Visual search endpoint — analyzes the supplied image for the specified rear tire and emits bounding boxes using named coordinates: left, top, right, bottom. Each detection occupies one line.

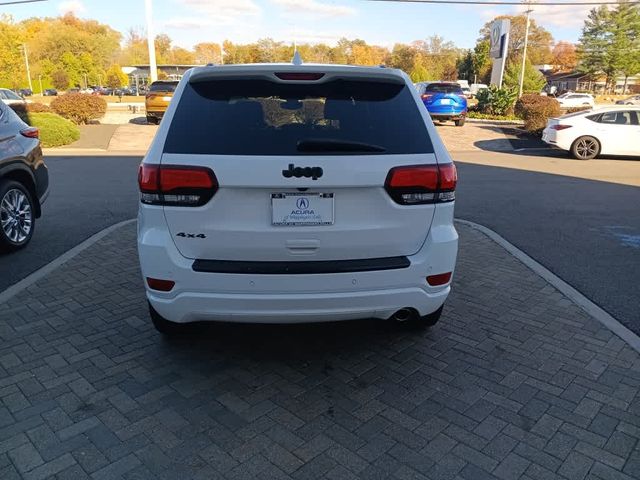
left=0, top=180, right=35, bottom=252
left=146, top=116, right=158, bottom=125
left=454, top=118, right=465, bottom=127
left=571, top=136, right=600, bottom=160
left=149, top=302, right=184, bottom=336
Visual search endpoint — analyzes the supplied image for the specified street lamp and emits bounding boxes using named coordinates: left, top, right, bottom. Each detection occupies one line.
left=518, top=3, right=533, bottom=97
left=145, top=0, right=158, bottom=82
left=19, top=44, right=33, bottom=92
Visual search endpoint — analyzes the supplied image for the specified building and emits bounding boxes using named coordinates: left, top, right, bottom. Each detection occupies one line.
left=544, top=70, right=640, bottom=93
left=122, top=64, right=202, bottom=85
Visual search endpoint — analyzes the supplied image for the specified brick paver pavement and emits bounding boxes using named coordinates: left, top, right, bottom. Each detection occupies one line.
left=0, top=223, right=638, bottom=480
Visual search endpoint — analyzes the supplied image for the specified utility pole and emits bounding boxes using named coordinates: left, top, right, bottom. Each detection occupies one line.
left=145, top=0, right=158, bottom=82
left=38, top=75, right=43, bottom=95
left=518, top=5, right=532, bottom=97
left=20, top=44, right=33, bottom=92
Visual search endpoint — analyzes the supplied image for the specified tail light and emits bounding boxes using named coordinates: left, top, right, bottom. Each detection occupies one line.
left=551, top=124, right=572, bottom=131
left=275, top=72, right=325, bottom=81
left=20, top=127, right=39, bottom=139
left=138, top=164, right=217, bottom=206
left=421, top=94, right=432, bottom=101
left=385, top=163, right=457, bottom=205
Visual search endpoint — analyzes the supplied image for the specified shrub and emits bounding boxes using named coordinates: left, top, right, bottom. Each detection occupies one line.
left=51, top=93, right=107, bottom=124
left=515, top=94, right=562, bottom=133
left=9, top=102, right=51, bottom=121
left=476, top=85, right=518, bottom=116
left=566, top=106, right=592, bottom=114
left=24, top=112, right=80, bottom=148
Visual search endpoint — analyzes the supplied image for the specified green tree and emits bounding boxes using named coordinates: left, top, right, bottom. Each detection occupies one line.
left=503, top=58, right=546, bottom=93
left=578, top=2, right=640, bottom=91
left=472, top=40, right=492, bottom=83
left=105, top=64, right=128, bottom=89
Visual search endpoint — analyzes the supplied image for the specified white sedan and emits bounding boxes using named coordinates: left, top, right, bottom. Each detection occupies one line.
left=542, top=106, right=640, bottom=159
left=556, top=93, right=595, bottom=109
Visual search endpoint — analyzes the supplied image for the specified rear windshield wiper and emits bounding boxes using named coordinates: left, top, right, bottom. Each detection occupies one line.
left=297, top=139, right=386, bottom=153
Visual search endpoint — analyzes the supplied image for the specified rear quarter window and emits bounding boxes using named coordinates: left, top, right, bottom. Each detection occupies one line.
left=163, top=78, right=433, bottom=155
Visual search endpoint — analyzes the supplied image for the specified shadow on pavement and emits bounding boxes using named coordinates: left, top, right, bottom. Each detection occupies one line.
left=129, top=116, right=151, bottom=125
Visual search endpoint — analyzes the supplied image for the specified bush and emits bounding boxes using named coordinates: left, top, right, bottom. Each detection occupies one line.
left=515, top=94, right=561, bottom=133
left=51, top=93, right=107, bottom=124
left=24, top=112, right=80, bottom=148
left=9, top=102, right=51, bottom=121
left=477, top=85, right=518, bottom=116
left=566, top=106, right=592, bottom=114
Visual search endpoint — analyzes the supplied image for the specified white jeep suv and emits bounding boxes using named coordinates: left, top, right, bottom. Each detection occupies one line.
left=137, top=63, right=458, bottom=334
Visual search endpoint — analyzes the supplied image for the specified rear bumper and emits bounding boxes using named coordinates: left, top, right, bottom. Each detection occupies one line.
left=146, top=110, right=166, bottom=119
left=428, top=110, right=466, bottom=120
left=138, top=204, right=458, bottom=324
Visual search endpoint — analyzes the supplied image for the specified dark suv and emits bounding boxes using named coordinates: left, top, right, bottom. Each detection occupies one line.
left=0, top=103, right=48, bottom=251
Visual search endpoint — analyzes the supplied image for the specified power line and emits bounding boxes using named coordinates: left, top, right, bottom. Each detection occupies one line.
left=365, top=0, right=639, bottom=5
left=0, top=0, right=47, bottom=5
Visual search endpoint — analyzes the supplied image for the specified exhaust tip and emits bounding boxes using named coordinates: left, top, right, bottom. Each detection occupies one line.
left=391, top=308, right=416, bottom=323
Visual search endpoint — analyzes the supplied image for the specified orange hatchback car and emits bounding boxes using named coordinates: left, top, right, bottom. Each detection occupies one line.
left=145, top=81, right=178, bottom=124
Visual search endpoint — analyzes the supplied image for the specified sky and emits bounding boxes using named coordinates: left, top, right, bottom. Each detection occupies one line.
left=4, top=0, right=596, bottom=50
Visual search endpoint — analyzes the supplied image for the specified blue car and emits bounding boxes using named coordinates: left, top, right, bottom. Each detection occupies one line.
left=415, top=82, right=467, bottom=127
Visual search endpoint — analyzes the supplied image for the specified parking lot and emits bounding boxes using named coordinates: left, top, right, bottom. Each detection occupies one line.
left=1, top=122, right=640, bottom=479
left=1, top=218, right=640, bottom=480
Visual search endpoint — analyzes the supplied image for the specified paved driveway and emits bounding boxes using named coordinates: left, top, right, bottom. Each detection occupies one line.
left=0, top=223, right=638, bottom=480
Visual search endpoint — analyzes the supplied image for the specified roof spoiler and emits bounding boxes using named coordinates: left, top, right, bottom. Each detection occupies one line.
left=189, top=67, right=406, bottom=86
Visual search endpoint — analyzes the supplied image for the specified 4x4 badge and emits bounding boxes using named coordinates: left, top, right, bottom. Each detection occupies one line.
left=282, top=164, right=323, bottom=180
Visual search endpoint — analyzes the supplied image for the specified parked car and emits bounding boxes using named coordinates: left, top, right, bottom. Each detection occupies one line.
left=43, top=89, right=58, bottom=96
left=0, top=102, right=48, bottom=251
left=461, top=87, right=472, bottom=99
left=19, top=89, right=33, bottom=97
left=415, top=81, right=467, bottom=126
left=144, top=80, right=178, bottom=124
left=137, top=63, right=458, bottom=334
left=469, top=83, right=488, bottom=97
left=0, top=88, right=27, bottom=106
left=555, top=92, right=595, bottom=109
left=616, top=95, right=640, bottom=105
left=542, top=106, right=640, bottom=160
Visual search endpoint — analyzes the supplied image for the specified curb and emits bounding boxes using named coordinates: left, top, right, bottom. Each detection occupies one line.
left=466, top=118, right=525, bottom=126
left=0, top=219, right=136, bottom=305
left=456, top=219, right=640, bottom=354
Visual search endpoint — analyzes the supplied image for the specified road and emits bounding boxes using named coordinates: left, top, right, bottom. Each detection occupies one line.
left=454, top=152, right=640, bottom=334
left=2, top=151, right=639, bottom=335
left=0, top=155, right=141, bottom=292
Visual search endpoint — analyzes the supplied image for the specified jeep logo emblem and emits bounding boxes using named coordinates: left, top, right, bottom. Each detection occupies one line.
left=282, top=164, right=323, bottom=180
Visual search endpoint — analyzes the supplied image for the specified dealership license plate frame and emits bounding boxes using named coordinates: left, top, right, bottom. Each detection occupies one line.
left=271, top=192, right=335, bottom=226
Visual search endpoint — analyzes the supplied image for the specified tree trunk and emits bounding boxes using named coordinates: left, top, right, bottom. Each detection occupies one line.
left=623, top=75, right=629, bottom=95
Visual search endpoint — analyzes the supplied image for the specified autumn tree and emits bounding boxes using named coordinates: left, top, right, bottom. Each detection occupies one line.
left=194, top=42, right=222, bottom=64
left=51, top=70, right=69, bottom=90
left=480, top=15, right=553, bottom=65
left=551, top=41, right=577, bottom=72
left=105, top=64, right=128, bottom=89
left=0, top=15, right=24, bottom=89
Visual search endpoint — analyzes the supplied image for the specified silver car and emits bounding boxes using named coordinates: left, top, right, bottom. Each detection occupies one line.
left=616, top=95, right=640, bottom=105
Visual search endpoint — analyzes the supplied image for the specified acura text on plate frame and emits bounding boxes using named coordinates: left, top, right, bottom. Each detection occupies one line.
left=271, top=193, right=335, bottom=226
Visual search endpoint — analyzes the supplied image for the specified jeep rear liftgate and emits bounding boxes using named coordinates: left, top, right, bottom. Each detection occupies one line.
left=157, top=73, right=442, bottom=262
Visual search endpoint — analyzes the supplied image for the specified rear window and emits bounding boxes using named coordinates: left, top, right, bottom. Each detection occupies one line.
left=424, top=83, right=463, bottom=94
left=163, top=79, right=433, bottom=155
left=149, top=82, right=178, bottom=92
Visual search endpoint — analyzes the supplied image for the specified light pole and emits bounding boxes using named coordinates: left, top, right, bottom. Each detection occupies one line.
left=145, top=0, right=158, bottom=82
left=20, top=44, right=33, bottom=92
left=518, top=6, right=533, bottom=97
left=38, top=75, right=43, bottom=95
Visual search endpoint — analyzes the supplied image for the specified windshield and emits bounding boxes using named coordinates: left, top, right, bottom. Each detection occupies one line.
left=164, top=78, right=433, bottom=155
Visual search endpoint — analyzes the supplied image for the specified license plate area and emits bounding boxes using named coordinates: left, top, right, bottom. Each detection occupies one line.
left=271, top=193, right=334, bottom=226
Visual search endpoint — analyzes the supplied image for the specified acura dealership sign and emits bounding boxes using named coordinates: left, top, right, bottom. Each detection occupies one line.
left=489, top=19, right=510, bottom=87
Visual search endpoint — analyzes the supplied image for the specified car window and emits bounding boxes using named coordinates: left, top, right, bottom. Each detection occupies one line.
left=3, top=90, right=22, bottom=100
left=164, top=78, right=434, bottom=156
left=424, top=83, right=463, bottom=94
left=149, top=82, right=178, bottom=93
left=598, top=111, right=636, bottom=125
